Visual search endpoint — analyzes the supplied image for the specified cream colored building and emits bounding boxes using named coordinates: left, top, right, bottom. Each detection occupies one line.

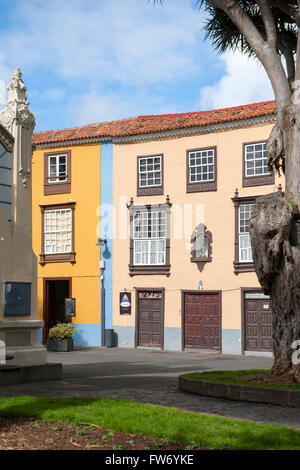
left=112, top=102, right=281, bottom=355
left=33, top=101, right=280, bottom=355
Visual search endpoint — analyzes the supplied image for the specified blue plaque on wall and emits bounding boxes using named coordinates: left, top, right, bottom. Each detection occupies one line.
left=4, top=282, right=31, bottom=316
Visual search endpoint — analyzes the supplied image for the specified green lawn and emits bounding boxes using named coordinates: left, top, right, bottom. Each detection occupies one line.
left=0, top=396, right=300, bottom=450
left=183, top=369, right=300, bottom=390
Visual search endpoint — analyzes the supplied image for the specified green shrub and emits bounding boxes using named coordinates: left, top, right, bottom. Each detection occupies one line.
left=48, top=323, right=76, bottom=340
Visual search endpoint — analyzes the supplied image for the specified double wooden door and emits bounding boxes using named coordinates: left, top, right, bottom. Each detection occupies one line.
left=183, top=291, right=221, bottom=350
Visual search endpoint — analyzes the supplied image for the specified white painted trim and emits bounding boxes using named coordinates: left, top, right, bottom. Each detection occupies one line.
left=47, top=153, right=68, bottom=183
left=44, top=208, right=73, bottom=254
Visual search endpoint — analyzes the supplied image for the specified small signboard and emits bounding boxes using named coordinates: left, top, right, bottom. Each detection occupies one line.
left=138, top=291, right=162, bottom=299
left=4, top=282, right=31, bottom=316
left=65, top=298, right=76, bottom=317
left=120, top=292, right=131, bottom=315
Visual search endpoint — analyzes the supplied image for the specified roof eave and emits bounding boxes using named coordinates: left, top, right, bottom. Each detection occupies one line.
left=33, top=113, right=277, bottom=149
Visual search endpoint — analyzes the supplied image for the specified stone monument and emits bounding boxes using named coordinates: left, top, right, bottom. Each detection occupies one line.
left=0, top=68, right=47, bottom=367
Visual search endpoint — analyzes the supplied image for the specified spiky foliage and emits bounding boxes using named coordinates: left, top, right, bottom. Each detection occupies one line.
left=198, top=1, right=297, bottom=62
left=154, top=1, right=298, bottom=80
left=200, top=2, right=262, bottom=56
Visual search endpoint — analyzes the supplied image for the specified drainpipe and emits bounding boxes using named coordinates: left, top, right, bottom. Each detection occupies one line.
left=100, top=259, right=105, bottom=346
left=97, top=239, right=107, bottom=346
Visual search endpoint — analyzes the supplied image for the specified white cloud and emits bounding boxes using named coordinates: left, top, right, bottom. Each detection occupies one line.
left=0, top=53, right=12, bottom=107
left=0, top=0, right=215, bottom=126
left=0, top=0, right=206, bottom=86
left=1, top=0, right=276, bottom=128
left=199, top=52, right=274, bottom=110
left=44, top=89, right=65, bottom=101
left=69, top=92, right=137, bottom=125
left=69, top=90, right=179, bottom=125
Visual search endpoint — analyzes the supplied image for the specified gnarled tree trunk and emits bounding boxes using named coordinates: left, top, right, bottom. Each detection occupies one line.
left=250, top=106, right=300, bottom=381
left=195, top=0, right=300, bottom=381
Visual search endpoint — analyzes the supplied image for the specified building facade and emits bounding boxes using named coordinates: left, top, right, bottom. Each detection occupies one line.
left=32, top=100, right=282, bottom=355
left=32, top=141, right=105, bottom=346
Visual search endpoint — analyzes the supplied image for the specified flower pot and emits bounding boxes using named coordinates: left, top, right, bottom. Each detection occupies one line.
left=47, top=337, right=73, bottom=352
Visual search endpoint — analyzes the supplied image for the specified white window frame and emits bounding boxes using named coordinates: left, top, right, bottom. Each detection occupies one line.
left=44, top=208, right=72, bottom=254
left=138, top=156, right=162, bottom=188
left=133, top=210, right=167, bottom=266
left=245, top=142, right=268, bottom=178
left=48, top=154, right=67, bottom=183
left=188, top=149, right=215, bottom=184
left=238, top=203, right=255, bottom=262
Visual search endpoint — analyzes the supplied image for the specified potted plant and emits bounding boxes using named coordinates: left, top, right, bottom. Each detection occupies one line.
left=47, top=323, right=76, bottom=352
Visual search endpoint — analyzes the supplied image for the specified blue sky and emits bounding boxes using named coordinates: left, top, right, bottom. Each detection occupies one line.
left=0, top=0, right=274, bottom=132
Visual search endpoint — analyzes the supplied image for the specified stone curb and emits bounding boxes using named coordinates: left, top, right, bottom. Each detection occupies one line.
left=0, top=363, right=63, bottom=386
left=179, top=376, right=300, bottom=408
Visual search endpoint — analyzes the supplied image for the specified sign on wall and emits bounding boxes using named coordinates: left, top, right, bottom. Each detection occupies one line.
left=4, top=282, right=31, bottom=316
left=120, top=292, right=131, bottom=315
left=65, top=298, right=76, bottom=317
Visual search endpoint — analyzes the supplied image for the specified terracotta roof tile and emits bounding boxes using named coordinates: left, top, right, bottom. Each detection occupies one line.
left=32, top=100, right=276, bottom=145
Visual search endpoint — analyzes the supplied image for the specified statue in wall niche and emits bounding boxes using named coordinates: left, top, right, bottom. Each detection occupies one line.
left=0, top=68, right=47, bottom=368
left=191, top=223, right=212, bottom=273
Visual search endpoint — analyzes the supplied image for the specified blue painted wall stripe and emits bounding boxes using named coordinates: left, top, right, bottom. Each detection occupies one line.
left=100, top=141, right=113, bottom=341
left=73, top=324, right=101, bottom=347
left=40, top=324, right=102, bottom=347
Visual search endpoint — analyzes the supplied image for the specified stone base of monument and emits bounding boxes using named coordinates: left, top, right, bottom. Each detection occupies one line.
left=0, top=320, right=47, bottom=367
left=0, top=319, right=62, bottom=385
left=0, top=363, right=63, bottom=386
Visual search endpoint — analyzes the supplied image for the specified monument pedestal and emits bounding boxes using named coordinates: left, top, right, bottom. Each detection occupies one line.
left=0, top=320, right=47, bottom=366
left=0, top=69, right=61, bottom=381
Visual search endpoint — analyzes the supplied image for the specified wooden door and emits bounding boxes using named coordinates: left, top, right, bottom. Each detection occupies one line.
left=244, top=294, right=272, bottom=352
left=184, top=292, right=221, bottom=350
left=137, top=290, right=164, bottom=348
left=43, top=279, right=71, bottom=344
left=43, top=281, right=55, bottom=343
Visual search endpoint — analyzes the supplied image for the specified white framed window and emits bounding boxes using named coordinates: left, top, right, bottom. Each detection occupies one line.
left=239, top=203, right=255, bottom=262
left=139, top=156, right=162, bottom=188
left=44, top=208, right=72, bottom=254
left=133, top=210, right=166, bottom=265
left=245, top=142, right=268, bottom=177
left=188, top=149, right=215, bottom=183
left=48, top=154, right=67, bottom=183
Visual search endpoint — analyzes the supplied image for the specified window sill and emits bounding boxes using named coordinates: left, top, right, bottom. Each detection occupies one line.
left=40, top=252, right=76, bottom=265
left=137, top=186, right=164, bottom=197
left=242, top=174, right=275, bottom=187
left=129, top=264, right=170, bottom=276
left=234, top=261, right=255, bottom=275
left=187, top=181, right=217, bottom=193
left=44, top=182, right=71, bottom=195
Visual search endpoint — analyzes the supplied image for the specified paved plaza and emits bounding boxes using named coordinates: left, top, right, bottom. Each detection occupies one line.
left=1, top=347, right=300, bottom=429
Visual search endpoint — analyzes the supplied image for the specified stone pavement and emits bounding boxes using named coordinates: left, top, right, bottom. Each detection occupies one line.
left=1, top=347, right=300, bottom=429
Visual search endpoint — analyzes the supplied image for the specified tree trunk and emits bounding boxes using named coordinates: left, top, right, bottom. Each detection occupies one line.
left=250, top=111, right=300, bottom=381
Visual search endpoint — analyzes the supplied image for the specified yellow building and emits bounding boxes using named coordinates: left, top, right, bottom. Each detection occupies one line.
left=32, top=100, right=282, bottom=354
left=32, top=140, right=103, bottom=345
